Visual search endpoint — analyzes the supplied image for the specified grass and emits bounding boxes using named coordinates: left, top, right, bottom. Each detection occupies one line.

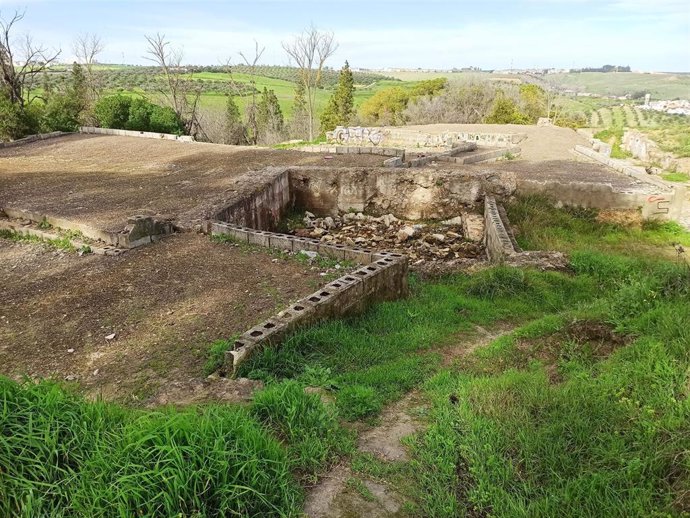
left=0, top=228, right=75, bottom=252
left=3, top=196, right=690, bottom=515
left=594, top=126, right=632, bottom=159
left=661, top=171, right=690, bottom=183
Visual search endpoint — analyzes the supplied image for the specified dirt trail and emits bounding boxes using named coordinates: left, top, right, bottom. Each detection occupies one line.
left=304, top=325, right=515, bottom=517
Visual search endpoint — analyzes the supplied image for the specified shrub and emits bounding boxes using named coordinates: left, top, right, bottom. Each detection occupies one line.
left=41, top=94, right=81, bottom=132
left=149, top=104, right=183, bottom=134
left=0, top=90, right=38, bottom=141
left=466, top=266, right=531, bottom=299
left=124, top=98, right=152, bottom=131
left=94, top=95, right=131, bottom=129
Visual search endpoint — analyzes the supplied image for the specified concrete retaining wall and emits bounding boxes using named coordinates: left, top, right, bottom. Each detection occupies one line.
left=289, top=167, right=516, bottom=220
left=622, top=130, right=680, bottom=171
left=213, top=169, right=292, bottom=231
left=0, top=131, right=68, bottom=149
left=80, top=126, right=194, bottom=142
left=574, top=145, right=685, bottom=221
left=327, top=126, right=526, bottom=149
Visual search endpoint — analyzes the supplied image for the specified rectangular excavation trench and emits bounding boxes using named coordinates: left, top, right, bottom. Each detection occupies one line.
left=205, top=165, right=511, bottom=375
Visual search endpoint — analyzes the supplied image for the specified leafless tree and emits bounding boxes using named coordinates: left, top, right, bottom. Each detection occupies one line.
left=237, top=41, right=265, bottom=144
left=73, top=32, right=104, bottom=100
left=144, top=33, right=202, bottom=137
left=0, top=10, right=61, bottom=107
left=282, top=25, right=337, bottom=140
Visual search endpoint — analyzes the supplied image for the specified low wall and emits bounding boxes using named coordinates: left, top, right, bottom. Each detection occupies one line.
left=80, top=126, right=194, bottom=142
left=484, top=196, right=520, bottom=262
left=213, top=168, right=292, bottom=231
left=574, top=145, right=685, bottom=220
left=437, top=146, right=521, bottom=165
left=0, top=131, right=68, bottom=149
left=622, top=130, right=679, bottom=171
left=289, top=167, right=517, bottom=220
left=208, top=221, right=408, bottom=375
left=326, top=126, right=526, bottom=149
left=1, top=207, right=174, bottom=248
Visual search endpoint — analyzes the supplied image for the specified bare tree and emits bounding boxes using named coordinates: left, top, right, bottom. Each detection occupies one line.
left=0, top=10, right=61, bottom=107
left=238, top=41, right=265, bottom=144
left=282, top=25, right=337, bottom=140
left=73, top=32, right=104, bottom=100
left=144, top=33, right=202, bottom=137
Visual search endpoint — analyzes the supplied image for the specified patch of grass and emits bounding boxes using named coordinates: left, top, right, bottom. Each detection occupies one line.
left=594, top=126, right=632, bottom=159
left=0, top=377, right=302, bottom=517
left=346, top=477, right=377, bottom=502
left=506, top=194, right=690, bottom=258
left=203, top=338, right=233, bottom=376
left=661, top=171, right=690, bottom=183
left=37, top=217, right=52, bottom=230
left=0, top=229, right=75, bottom=252
left=250, top=380, right=354, bottom=482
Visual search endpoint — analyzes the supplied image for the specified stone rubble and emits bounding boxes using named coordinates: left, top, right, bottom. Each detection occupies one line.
left=295, top=212, right=485, bottom=263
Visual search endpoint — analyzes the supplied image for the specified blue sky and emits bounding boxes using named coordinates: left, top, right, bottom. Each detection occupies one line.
left=0, top=0, right=688, bottom=71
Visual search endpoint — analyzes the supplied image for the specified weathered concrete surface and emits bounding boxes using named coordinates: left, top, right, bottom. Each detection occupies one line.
left=484, top=196, right=519, bottom=262
left=289, top=167, right=517, bottom=220
left=213, top=167, right=291, bottom=231
left=574, top=145, right=685, bottom=221
left=623, top=129, right=684, bottom=172
left=0, top=131, right=69, bottom=148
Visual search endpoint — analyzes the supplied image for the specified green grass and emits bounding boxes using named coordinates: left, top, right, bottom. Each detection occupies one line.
left=594, top=127, right=632, bottom=159
left=0, top=229, right=75, bottom=252
left=3, top=196, right=690, bottom=515
left=661, top=171, right=690, bottom=183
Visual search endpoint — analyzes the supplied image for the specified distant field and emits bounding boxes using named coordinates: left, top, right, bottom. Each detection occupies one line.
left=547, top=72, right=690, bottom=99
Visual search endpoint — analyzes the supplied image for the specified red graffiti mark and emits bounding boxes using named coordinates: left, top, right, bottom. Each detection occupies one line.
left=647, top=195, right=667, bottom=203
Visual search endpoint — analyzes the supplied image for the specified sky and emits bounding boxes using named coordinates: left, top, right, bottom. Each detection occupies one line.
left=0, top=0, right=688, bottom=72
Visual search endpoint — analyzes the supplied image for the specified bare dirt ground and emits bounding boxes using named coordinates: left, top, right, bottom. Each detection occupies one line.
left=401, top=123, right=590, bottom=161
left=0, top=134, right=384, bottom=232
left=0, top=233, right=331, bottom=403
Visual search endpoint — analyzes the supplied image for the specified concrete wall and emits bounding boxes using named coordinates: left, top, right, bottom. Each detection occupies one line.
left=80, top=126, right=194, bottom=143
left=484, top=196, right=520, bottom=262
left=622, top=130, right=679, bottom=171
left=326, top=126, right=526, bottom=149
left=214, top=169, right=292, bottom=231
left=288, top=167, right=517, bottom=220
left=574, top=145, right=685, bottom=221
left=0, top=131, right=68, bottom=148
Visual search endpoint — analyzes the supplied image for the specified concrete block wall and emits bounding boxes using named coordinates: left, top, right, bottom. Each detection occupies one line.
left=208, top=220, right=408, bottom=376
left=436, top=146, right=522, bottom=165
left=80, top=126, right=194, bottom=143
left=484, top=196, right=520, bottom=262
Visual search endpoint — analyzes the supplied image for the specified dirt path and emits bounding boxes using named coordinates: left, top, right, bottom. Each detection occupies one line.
left=304, top=325, right=515, bottom=517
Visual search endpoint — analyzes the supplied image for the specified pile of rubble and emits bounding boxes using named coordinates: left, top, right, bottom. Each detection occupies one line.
left=293, top=211, right=486, bottom=264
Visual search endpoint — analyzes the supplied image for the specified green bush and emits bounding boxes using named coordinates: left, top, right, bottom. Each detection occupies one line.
left=466, top=266, right=531, bottom=299
left=0, top=90, right=38, bottom=141
left=94, top=95, right=131, bottom=129
left=124, top=98, right=151, bottom=131
left=0, top=377, right=301, bottom=517
left=149, top=104, right=183, bottom=134
left=41, top=94, right=81, bottom=132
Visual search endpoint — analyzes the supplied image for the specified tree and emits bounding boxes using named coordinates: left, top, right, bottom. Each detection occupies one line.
left=73, top=33, right=104, bottom=102
left=289, top=82, right=310, bottom=139
left=144, top=33, right=202, bottom=137
left=283, top=25, right=338, bottom=141
left=0, top=10, right=61, bottom=108
left=518, top=84, right=546, bottom=123
left=320, top=60, right=354, bottom=134
left=224, top=95, right=245, bottom=145
left=485, top=95, right=530, bottom=125
left=256, top=87, right=284, bottom=143
left=238, top=41, right=265, bottom=145
left=360, top=87, right=410, bottom=126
